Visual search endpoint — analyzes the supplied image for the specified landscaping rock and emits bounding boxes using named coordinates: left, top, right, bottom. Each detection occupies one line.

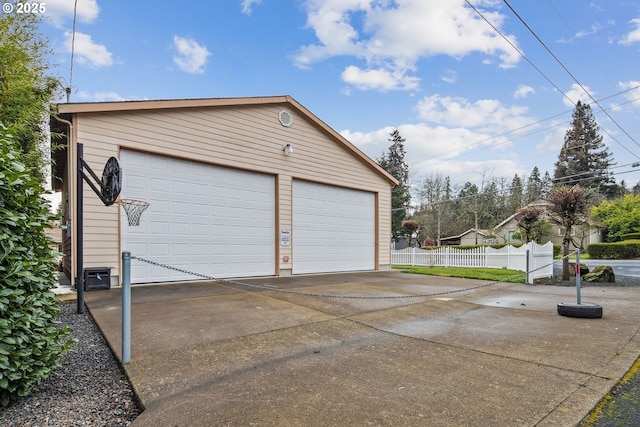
left=569, top=262, right=590, bottom=276
left=584, top=265, right=615, bottom=283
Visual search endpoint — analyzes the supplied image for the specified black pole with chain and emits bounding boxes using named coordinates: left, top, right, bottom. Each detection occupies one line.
left=76, top=143, right=85, bottom=314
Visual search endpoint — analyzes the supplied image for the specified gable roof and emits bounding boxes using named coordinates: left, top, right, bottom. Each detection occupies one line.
left=493, top=200, right=551, bottom=230
left=53, top=95, right=398, bottom=186
left=440, top=228, right=494, bottom=241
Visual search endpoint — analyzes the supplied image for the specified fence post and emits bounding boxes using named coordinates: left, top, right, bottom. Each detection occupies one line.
left=525, top=248, right=531, bottom=284
left=576, top=249, right=582, bottom=305
left=122, top=251, right=131, bottom=365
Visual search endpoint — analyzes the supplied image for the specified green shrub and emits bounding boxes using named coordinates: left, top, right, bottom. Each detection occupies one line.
left=0, top=124, right=75, bottom=407
left=587, top=240, right=640, bottom=259
left=621, top=233, right=640, bottom=241
left=553, top=244, right=562, bottom=257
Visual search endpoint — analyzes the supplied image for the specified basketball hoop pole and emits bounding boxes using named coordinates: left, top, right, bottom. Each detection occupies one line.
left=76, top=143, right=85, bottom=314
left=75, top=144, right=123, bottom=314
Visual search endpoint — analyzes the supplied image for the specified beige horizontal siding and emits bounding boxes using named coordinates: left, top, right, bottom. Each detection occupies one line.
left=72, top=101, right=393, bottom=279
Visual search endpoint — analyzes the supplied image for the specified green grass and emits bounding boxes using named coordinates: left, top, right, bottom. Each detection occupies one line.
left=392, top=265, right=527, bottom=283
left=554, top=252, right=591, bottom=260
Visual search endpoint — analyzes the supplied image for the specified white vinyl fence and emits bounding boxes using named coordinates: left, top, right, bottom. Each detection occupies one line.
left=392, top=242, right=554, bottom=281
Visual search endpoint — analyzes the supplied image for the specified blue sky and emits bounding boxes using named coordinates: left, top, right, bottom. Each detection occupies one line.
left=36, top=0, right=640, bottom=194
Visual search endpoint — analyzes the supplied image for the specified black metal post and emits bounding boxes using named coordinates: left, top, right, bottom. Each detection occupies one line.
left=76, top=143, right=85, bottom=314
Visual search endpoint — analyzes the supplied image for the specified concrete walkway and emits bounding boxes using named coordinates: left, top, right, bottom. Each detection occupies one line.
left=83, top=271, right=640, bottom=426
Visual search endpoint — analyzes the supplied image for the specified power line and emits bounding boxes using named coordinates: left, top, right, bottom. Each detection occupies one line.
left=409, top=90, right=640, bottom=173
left=66, top=0, right=79, bottom=103
left=424, top=2, right=640, bottom=181
left=502, top=0, right=640, bottom=153
left=462, top=0, right=575, bottom=106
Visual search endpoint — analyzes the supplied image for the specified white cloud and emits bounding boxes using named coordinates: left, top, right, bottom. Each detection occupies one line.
left=77, top=91, right=128, bottom=102
left=342, top=123, right=527, bottom=185
left=416, top=94, right=531, bottom=134
left=440, top=70, right=457, bottom=84
left=575, top=24, right=601, bottom=39
left=241, top=0, right=262, bottom=15
left=172, top=36, right=211, bottom=74
left=562, top=83, right=593, bottom=107
left=618, top=80, right=640, bottom=108
left=341, top=65, right=420, bottom=91
left=535, top=122, right=567, bottom=154
left=514, top=85, right=534, bottom=99
left=620, top=18, right=640, bottom=45
left=64, top=31, right=113, bottom=68
left=45, top=0, right=100, bottom=28
left=294, top=0, right=521, bottom=91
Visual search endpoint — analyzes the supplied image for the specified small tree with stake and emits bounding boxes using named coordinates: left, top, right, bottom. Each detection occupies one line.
left=514, top=206, right=543, bottom=243
left=546, top=185, right=587, bottom=280
left=402, top=220, right=420, bottom=248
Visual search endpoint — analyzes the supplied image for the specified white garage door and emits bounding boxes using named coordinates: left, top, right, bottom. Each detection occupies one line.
left=120, top=150, right=275, bottom=283
left=293, top=180, right=375, bottom=274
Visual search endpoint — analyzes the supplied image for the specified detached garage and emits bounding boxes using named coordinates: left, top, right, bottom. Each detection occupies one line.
left=51, top=96, right=397, bottom=286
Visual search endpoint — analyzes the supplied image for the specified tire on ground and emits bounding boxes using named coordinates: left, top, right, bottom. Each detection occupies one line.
left=557, top=302, right=603, bottom=318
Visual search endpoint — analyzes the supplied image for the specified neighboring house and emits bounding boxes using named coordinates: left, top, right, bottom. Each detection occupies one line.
left=50, top=96, right=398, bottom=286
left=392, top=237, right=421, bottom=250
left=439, top=201, right=602, bottom=248
left=44, top=224, right=63, bottom=253
left=492, top=201, right=603, bottom=248
left=439, top=228, right=497, bottom=246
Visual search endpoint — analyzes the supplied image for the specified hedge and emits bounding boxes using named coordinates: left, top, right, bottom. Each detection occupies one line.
left=587, top=240, right=640, bottom=259
left=621, top=233, right=640, bottom=241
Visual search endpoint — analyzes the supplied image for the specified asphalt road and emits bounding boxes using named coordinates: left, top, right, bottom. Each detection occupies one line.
left=575, top=259, right=640, bottom=278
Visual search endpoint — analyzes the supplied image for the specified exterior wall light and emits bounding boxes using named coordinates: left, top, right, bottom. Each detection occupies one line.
left=283, top=144, right=293, bottom=155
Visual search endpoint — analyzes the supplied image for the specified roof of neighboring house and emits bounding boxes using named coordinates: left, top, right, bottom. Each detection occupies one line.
left=440, top=228, right=494, bottom=241
left=44, top=226, right=62, bottom=244
left=493, top=200, right=552, bottom=230
left=51, top=95, right=399, bottom=187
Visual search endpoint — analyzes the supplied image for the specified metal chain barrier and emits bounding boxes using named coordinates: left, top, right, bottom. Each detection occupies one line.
left=130, top=253, right=573, bottom=301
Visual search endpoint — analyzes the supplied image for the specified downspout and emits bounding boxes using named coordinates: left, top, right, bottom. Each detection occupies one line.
left=51, top=115, right=75, bottom=294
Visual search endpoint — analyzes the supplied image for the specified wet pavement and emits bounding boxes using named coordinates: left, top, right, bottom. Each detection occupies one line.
left=82, top=270, right=640, bottom=426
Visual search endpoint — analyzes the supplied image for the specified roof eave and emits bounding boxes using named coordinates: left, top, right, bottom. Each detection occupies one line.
left=53, top=95, right=399, bottom=186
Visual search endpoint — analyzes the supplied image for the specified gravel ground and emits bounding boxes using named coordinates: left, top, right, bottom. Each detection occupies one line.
left=0, top=302, right=140, bottom=426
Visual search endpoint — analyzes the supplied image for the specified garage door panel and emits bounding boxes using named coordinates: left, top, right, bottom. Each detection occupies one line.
left=293, top=180, right=375, bottom=274
left=120, top=150, right=275, bottom=283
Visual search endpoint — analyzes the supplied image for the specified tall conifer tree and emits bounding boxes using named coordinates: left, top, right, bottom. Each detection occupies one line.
left=553, top=101, right=615, bottom=197
left=377, top=130, right=411, bottom=237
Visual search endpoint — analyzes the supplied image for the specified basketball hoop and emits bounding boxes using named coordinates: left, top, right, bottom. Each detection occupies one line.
left=118, top=198, right=149, bottom=226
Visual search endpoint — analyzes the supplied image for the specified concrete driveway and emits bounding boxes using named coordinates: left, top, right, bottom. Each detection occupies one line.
left=84, top=271, right=640, bottom=426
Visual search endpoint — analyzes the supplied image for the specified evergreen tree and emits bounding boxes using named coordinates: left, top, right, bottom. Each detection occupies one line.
left=553, top=101, right=615, bottom=198
left=541, top=171, right=553, bottom=199
left=509, top=174, right=524, bottom=212
left=456, top=182, right=479, bottom=235
left=525, top=166, right=543, bottom=203
left=377, top=130, right=411, bottom=237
